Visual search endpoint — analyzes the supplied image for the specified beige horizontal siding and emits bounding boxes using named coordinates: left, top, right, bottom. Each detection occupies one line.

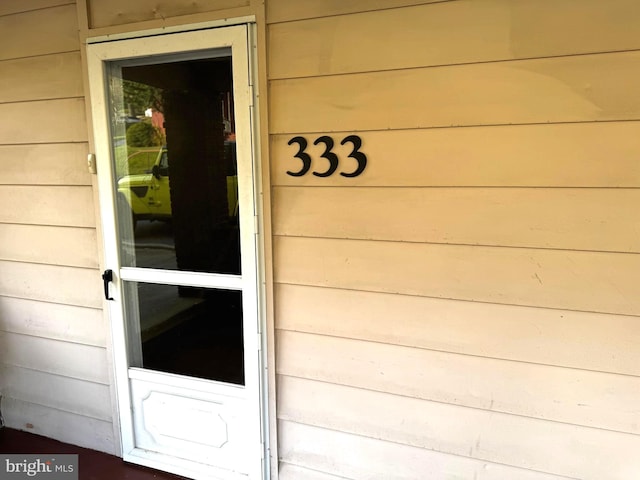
left=273, top=187, right=640, bottom=252
left=0, top=0, right=112, bottom=459
left=268, top=0, right=452, bottom=24
left=278, top=377, right=640, bottom=480
left=0, top=186, right=95, bottom=227
left=277, top=331, right=640, bottom=435
left=279, top=464, right=349, bottom=480
left=275, top=236, right=639, bottom=316
left=0, top=143, right=91, bottom=186
left=0, top=1, right=73, bottom=16
left=269, top=1, right=640, bottom=479
left=270, top=122, right=640, bottom=187
left=0, top=224, right=98, bottom=267
left=2, top=397, right=115, bottom=454
left=1, top=364, right=112, bottom=421
left=1, top=332, right=109, bottom=384
left=0, top=98, right=87, bottom=144
left=275, top=284, right=640, bottom=377
left=0, top=4, right=78, bottom=61
left=0, top=296, right=105, bottom=347
left=0, top=52, right=83, bottom=103
left=279, top=420, right=575, bottom=480
left=270, top=51, right=640, bottom=134
left=87, top=0, right=249, bottom=28
left=269, top=0, right=640, bottom=78
left=0, top=261, right=102, bottom=308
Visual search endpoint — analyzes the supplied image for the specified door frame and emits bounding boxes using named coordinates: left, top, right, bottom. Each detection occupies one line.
left=86, top=22, right=269, bottom=480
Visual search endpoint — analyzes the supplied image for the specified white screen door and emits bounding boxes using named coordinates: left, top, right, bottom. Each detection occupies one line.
left=87, top=25, right=264, bottom=480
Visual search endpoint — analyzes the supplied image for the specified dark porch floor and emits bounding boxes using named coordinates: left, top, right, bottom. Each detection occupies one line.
left=0, top=427, right=188, bottom=480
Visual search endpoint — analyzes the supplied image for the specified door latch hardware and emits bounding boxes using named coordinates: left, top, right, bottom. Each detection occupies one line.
left=87, top=153, right=97, bottom=174
left=102, top=269, right=114, bottom=301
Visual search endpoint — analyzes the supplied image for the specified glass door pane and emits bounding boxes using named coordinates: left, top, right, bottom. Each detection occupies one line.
left=109, top=52, right=240, bottom=275
left=123, top=281, right=244, bottom=384
left=108, top=50, right=245, bottom=385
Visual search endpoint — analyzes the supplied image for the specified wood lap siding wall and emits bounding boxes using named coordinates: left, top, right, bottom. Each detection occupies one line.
left=267, top=1, right=640, bottom=479
left=0, top=2, right=114, bottom=453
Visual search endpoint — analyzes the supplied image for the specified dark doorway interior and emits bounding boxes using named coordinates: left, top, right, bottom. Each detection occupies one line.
left=141, top=288, right=244, bottom=385
left=117, top=55, right=244, bottom=385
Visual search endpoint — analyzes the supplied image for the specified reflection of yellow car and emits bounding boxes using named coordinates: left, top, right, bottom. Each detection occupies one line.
left=117, top=147, right=238, bottom=228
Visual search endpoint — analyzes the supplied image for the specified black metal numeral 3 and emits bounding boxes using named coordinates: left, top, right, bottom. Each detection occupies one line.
left=286, top=136, right=312, bottom=177
left=312, top=136, right=339, bottom=177
left=340, top=135, right=367, bottom=178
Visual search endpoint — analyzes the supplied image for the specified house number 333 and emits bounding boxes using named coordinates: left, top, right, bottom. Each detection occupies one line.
left=286, top=135, right=367, bottom=177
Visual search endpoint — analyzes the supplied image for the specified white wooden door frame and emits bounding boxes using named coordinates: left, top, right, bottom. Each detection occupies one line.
left=86, top=24, right=268, bottom=480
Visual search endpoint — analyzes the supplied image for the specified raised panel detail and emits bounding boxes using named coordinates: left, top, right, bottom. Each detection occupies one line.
left=142, top=392, right=229, bottom=448
left=129, top=377, right=250, bottom=477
